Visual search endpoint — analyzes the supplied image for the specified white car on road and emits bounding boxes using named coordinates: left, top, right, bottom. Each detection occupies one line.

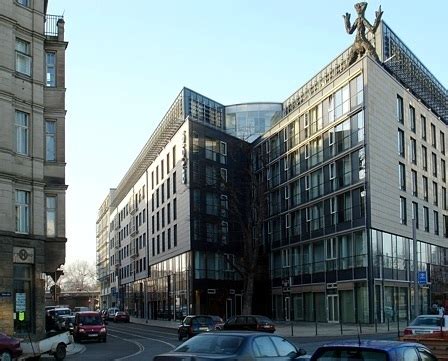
left=403, top=314, right=448, bottom=335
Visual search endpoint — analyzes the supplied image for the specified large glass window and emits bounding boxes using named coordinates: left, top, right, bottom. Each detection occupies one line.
left=16, top=190, right=30, bottom=233
left=46, top=52, right=56, bottom=86
left=16, top=111, right=29, bottom=155
left=14, top=264, right=33, bottom=333
left=409, top=105, right=416, bottom=132
left=400, top=197, right=407, bottom=225
left=46, top=196, right=56, bottom=237
left=398, top=163, right=406, bottom=191
left=398, top=129, right=405, bottom=157
left=45, top=120, right=56, bottom=161
left=16, top=38, right=31, bottom=75
left=396, top=95, right=404, bottom=123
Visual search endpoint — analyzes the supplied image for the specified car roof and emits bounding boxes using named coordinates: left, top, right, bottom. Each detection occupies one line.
left=76, top=311, right=101, bottom=315
left=319, top=340, right=424, bottom=351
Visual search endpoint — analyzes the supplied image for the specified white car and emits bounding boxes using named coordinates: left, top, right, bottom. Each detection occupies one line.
left=403, top=314, right=448, bottom=335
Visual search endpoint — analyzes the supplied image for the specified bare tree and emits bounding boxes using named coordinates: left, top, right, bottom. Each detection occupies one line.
left=60, top=260, right=99, bottom=292
left=225, top=143, right=269, bottom=315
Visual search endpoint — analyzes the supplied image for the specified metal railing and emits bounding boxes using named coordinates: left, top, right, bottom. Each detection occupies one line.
left=45, top=14, right=63, bottom=37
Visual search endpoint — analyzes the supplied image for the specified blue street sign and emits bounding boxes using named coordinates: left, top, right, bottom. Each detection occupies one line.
left=418, top=271, right=427, bottom=285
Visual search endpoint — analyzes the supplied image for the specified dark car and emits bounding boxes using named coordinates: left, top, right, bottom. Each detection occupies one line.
left=46, top=307, right=71, bottom=331
left=178, top=315, right=215, bottom=340
left=113, top=311, right=130, bottom=323
left=0, top=332, right=23, bottom=361
left=223, top=315, right=276, bottom=333
left=155, top=331, right=306, bottom=360
left=310, top=340, right=437, bottom=361
left=210, top=315, right=225, bottom=330
left=73, top=311, right=107, bottom=343
left=62, top=315, right=76, bottom=334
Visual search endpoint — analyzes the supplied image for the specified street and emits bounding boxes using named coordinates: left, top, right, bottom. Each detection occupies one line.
left=60, top=323, right=398, bottom=361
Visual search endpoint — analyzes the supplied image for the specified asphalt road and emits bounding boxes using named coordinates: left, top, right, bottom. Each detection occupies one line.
left=64, top=322, right=398, bottom=360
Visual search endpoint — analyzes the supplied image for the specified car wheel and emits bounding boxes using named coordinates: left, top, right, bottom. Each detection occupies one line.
left=0, top=351, right=12, bottom=361
left=54, top=343, right=66, bottom=361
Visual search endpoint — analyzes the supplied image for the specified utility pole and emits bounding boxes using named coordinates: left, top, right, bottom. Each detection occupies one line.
left=412, top=218, right=419, bottom=319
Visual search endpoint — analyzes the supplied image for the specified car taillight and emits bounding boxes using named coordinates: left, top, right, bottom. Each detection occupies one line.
left=403, top=328, right=413, bottom=335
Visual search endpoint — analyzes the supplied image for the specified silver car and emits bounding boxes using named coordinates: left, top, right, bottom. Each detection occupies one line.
left=403, top=314, right=448, bottom=335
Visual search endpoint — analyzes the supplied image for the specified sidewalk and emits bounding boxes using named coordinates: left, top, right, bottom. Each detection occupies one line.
left=129, top=316, right=401, bottom=338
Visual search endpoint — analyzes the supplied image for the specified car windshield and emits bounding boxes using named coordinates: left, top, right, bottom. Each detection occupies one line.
left=175, top=335, right=244, bottom=354
left=80, top=315, right=102, bottom=325
left=410, top=317, right=442, bottom=327
left=315, top=349, right=388, bottom=361
left=255, top=316, right=273, bottom=323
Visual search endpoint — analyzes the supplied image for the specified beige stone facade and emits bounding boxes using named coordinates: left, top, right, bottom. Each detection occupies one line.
left=0, top=0, right=67, bottom=337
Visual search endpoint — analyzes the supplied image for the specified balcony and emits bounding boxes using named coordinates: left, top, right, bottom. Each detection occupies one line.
left=130, top=245, right=139, bottom=259
left=45, top=15, right=64, bottom=39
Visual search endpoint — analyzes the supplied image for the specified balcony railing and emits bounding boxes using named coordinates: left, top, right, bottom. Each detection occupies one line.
left=45, top=14, right=63, bottom=37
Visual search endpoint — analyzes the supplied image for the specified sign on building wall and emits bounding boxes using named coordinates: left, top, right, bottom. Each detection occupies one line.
left=13, top=247, right=34, bottom=264
left=182, top=130, right=188, bottom=184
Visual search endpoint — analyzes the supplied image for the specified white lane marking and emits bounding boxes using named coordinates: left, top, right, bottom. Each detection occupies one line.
left=109, top=334, right=145, bottom=361
left=109, top=328, right=176, bottom=348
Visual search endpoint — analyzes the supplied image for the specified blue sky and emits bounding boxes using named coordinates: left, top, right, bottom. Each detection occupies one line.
left=46, top=1, right=448, bottom=265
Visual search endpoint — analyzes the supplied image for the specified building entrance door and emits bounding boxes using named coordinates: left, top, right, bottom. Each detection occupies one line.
left=327, top=294, right=339, bottom=323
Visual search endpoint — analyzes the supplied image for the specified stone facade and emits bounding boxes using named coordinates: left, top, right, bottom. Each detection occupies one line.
left=0, top=0, right=67, bottom=337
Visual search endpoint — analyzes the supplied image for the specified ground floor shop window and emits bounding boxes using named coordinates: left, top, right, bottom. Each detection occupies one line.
left=340, top=290, right=355, bottom=323
left=13, top=263, right=33, bottom=334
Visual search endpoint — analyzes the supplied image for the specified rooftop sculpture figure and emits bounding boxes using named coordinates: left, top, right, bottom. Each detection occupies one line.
left=343, top=2, right=383, bottom=65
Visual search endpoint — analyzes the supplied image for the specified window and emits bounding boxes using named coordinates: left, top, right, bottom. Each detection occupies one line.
left=431, top=124, right=437, bottom=148
left=440, top=131, right=446, bottom=155
left=46, top=196, right=56, bottom=237
left=16, top=38, right=31, bottom=75
left=421, top=145, right=428, bottom=171
left=398, top=129, right=405, bottom=157
left=400, top=197, right=407, bottom=225
left=423, top=206, right=429, bottom=232
left=421, top=115, right=427, bottom=140
left=16, top=190, right=30, bottom=233
left=173, top=172, right=176, bottom=194
left=46, top=52, right=56, bottom=86
left=432, top=153, right=437, bottom=177
left=444, top=216, right=448, bottom=238
left=412, top=202, right=419, bottom=229
left=441, top=159, right=446, bottom=182
left=423, top=176, right=428, bottom=201
left=411, top=170, right=418, bottom=196
left=45, top=120, right=56, bottom=161
left=433, top=182, right=438, bottom=206
left=396, top=95, right=404, bottom=123
left=173, top=224, right=177, bottom=247
left=434, top=210, right=439, bottom=235
left=17, top=0, right=30, bottom=6
left=410, top=138, right=417, bottom=164
left=409, top=105, right=416, bottom=132
left=173, top=198, right=177, bottom=220
left=443, top=187, right=447, bottom=210
left=16, top=111, right=29, bottom=155
left=172, top=145, right=176, bottom=167
left=398, top=163, right=406, bottom=191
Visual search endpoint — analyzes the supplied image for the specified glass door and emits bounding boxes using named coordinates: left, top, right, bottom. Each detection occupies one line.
left=327, top=294, right=339, bottom=323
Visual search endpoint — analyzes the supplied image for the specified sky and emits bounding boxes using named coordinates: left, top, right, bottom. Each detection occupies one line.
left=45, top=1, right=448, bottom=266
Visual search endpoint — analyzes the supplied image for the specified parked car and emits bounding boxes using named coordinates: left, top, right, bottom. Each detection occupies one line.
left=46, top=307, right=71, bottom=331
left=178, top=315, right=215, bottom=341
left=73, top=311, right=107, bottom=343
left=310, top=340, right=437, bottom=361
left=210, top=315, right=225, bottom=330
left=113, top=311, right=130, bottom=323
left=107, top=307, right=120, bottom=321
left=404, top=314, right=448, bottom=335
left=0, top=332, right=23, bottom=361
left=55, top=314, right=73, bottom=331
left=223, top=315, right=276, bottom=333
left=155, top=331, right=306, bottom=360
left=62, top=315, right=76, bottom=334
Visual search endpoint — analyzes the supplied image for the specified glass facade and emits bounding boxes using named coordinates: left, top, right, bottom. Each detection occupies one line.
left=225, top=103, right=282, bottom=142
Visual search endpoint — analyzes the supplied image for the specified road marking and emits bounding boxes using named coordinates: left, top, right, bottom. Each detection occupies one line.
left=109, top=334, right=145, bottom=361
left=109, top=329, right=176, bottom=348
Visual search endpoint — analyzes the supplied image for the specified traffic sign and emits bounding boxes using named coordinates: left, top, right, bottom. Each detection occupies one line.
left=418, top=271, right=427, bottom=285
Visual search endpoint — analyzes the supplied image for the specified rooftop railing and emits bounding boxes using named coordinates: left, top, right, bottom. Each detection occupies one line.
left=45, top=14, right=63, bottom=37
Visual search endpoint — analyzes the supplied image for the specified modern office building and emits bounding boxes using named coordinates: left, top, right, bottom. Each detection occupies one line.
left=98, top=14, right=447, bottom=323
left=0, top=0, right=67, bottom=336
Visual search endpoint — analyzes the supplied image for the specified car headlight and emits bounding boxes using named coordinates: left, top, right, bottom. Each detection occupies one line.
left=100, top=328, right=106, bottom=333
left=79, top=328, right=85, bottom=333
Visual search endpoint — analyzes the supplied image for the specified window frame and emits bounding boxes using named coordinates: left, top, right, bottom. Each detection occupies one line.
left=15, top=38, right=31, bottom=76
left=16, top=189, right=30, bottom=233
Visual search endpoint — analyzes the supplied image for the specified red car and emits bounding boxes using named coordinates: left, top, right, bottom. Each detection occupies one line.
left=73, top=311, right=107, bottom=343
left=113, top=311, right=130, bottom=323
left=0, top=332, right=23, bottom=360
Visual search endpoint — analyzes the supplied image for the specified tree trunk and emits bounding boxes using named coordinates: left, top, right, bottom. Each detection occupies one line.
left=242, top=270, right=255, bottom=315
